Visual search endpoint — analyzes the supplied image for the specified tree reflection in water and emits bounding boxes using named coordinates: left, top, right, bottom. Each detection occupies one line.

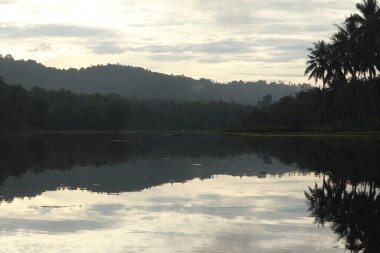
left=306, top=175, right=380, bottom=253
left=1, top=133, right=380, bottom=252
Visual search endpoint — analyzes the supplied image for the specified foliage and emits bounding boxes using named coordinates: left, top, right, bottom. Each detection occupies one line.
left=243, top=79, right=380, bottom=129
left=305, top=0, right=380, bottom=87
left=0, top=78, right=251, bottom=130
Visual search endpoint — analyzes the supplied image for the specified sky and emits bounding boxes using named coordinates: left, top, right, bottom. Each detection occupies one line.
left=0, top=0, right=359, bottom=83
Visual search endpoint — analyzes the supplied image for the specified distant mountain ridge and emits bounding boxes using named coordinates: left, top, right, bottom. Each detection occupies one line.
left=0, top=55, right=311, bottom=104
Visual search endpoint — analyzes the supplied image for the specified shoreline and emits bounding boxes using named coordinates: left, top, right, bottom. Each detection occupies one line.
left=1, top=129, right=380, bottom=138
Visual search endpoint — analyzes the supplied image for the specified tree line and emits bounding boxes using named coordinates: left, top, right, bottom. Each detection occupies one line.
left=0, top=78, right=252, bottom=130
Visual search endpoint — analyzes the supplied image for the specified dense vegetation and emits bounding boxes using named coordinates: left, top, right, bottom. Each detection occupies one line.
left=242, top=0, right=380, bottom=130
left=0, top=55, right=309, bottom=105
left=242, top=79, right=380, bottom=130
left=0, top=78, right=251, bottom=130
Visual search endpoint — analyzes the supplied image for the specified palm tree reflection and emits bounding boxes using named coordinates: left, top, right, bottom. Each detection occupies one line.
left=306, top=174, right=380, bottom=253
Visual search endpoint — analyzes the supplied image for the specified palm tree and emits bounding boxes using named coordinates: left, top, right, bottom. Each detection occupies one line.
left=374, top=3, right=380, bottom=73
left=346, top=0, right=380, bottom=79
left=331, top=20, right=360, bottom=81
left=305, top=40, right=333, bottom=88
left=305, top=41, right=333, bottom=124
left=306, top=1, right=380, bottom=84
left=330, top=32, right=349, bottom=85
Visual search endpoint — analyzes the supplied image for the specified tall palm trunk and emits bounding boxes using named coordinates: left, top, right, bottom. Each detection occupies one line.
left=322, top=88, right=328, bottom=125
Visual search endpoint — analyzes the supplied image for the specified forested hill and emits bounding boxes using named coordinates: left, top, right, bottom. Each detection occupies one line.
left=0, top=55, right=311, bottom=104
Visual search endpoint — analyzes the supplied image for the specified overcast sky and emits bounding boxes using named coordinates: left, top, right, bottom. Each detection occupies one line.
left=0, top=0, right=359, bottom=83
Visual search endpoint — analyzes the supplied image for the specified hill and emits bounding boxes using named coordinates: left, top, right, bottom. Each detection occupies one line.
left=0, top=55, right=311, bottom=104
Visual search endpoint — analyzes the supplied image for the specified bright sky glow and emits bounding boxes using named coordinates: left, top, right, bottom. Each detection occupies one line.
left=0, top=0, right=358, bottom=83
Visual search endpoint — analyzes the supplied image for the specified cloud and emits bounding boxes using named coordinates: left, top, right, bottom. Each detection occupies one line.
left=253, top=38, right=314, bottom=60
left=128, top=194, right=303, bottom=219
left=186, top=39, right=254, bottom=54
left=0, top=24, right=118, bottom=39
left=258, top=23, right=336, bottom=35
left=196, top=0, right=258, bottom=26
left=89, top=42, right=127, bottom=55
left=0, top=218, right=111, bottom=233
left=141, top=37, right=311, bottom=64
left=194, top=0, right=358, bottom=42
left=198, top=56, right=226, bottom=63
left=139, top=38, right=253, bottom=55
left=149, top=54, right=194, bottom=62
left=197, top=0, right=358, bottom=24
left=29, top=43, right=53, bottom=53
left=88, top=204, right=125, bottom=216
left=95, top=38, right=256, bottom=63
left=204, top=228, right=337, bottom=253
left=0, top=0, right=13, bottom=4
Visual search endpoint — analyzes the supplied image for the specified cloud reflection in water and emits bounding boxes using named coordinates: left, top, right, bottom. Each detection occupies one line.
left=0, top=175, right=344, bottom=253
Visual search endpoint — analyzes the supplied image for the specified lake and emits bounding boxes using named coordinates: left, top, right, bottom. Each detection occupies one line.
left=0, top=133, right=379, bottom=253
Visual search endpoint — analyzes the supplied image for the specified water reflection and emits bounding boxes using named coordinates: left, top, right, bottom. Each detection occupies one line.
left=0, top=133, right=379, bottom=253
left=0, top=133, right=300, bottom=201
left=0, top=175, right=341, bottom=253
left=306, top=176, right=380, bottom=253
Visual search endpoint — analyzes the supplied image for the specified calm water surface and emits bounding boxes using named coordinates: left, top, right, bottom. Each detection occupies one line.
left=0, top=134, right=378, bottom=253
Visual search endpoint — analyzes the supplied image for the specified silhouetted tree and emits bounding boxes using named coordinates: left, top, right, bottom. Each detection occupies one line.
left=305, top=41, right=332, bottom=88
